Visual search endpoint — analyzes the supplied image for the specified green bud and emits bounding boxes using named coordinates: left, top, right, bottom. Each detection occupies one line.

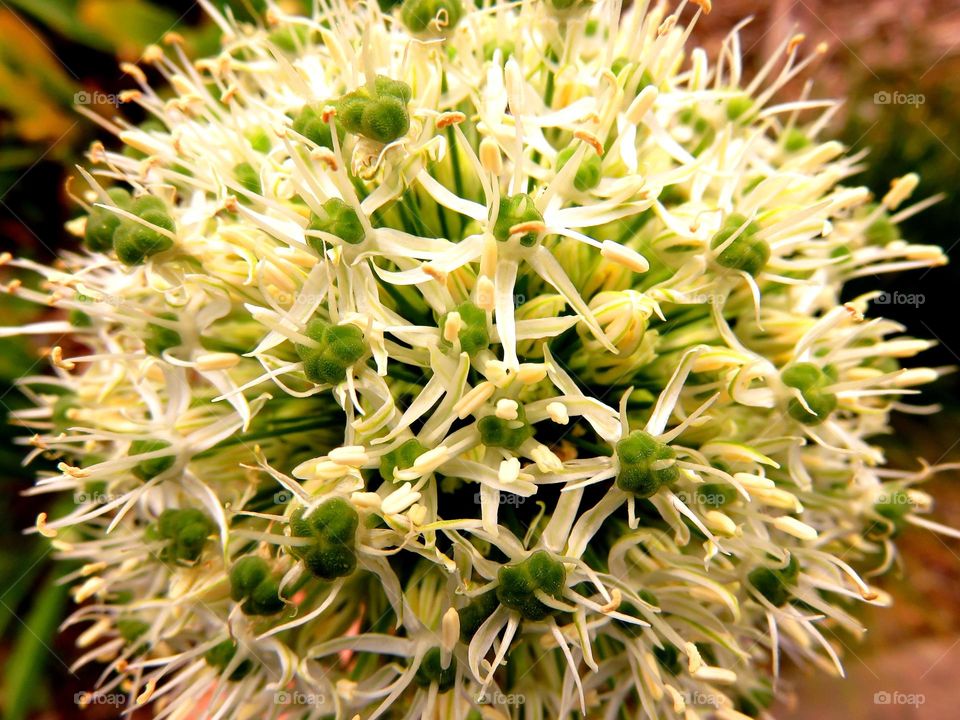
left=726, top=95, right=755, bottom=122
left=545, top=0, right=594, bottom=18
left=204, top=640, right=254, bottom=681
left=493, top=194, right=543, bottom=247
left=117, top=618, right=149, bottom=644
left=414, top=647, right=456, bottom=691
left=229, top=557, right=284, bottom=615
left=556, top=146, right=602, bottom=192
left=144, top=312, right=181, bottom=357
left=781, top=362, right=837, bottom=425
left=400, top=0, right=464, bottom=37
left=442, top=301, right=489, bottom=356
left=113, top=197, right=176, bottom=265
left=292, top=104, right=342, bottom=149
left=615, top=430, right=678, bottom=498
left=290, top=498, right=360, bottom=580
left=52, top=394, right=76, bottom=432
left=336, top=91, right=370, bottom=133
left=747, top=555, right=799, bottom=607
left=269, top=25, right=311, bottom=53
left=374, top=75, right=413, bottom=103
left=783, top=128, right=810, bottom=152
left=865, top=210, right=899, bottom=246
left=229, top=556, right=269, bottom=600
left=246, top=127, right=272, bottom=153
left=244, top=578, right=285, bottom=615
left=496, top=550, right=566, bottom=621
left=295, top=318, right=366, bottom=385
left=129, top=439, right=175, bottom=480
left=84, top=188, right=132, bottom=252
left=361, top=95, right=410, bottom=144
left=478, top=405, right=534, bottom=450
left=308, top=198, right=365, bottom=247
left=234, top=162, right=261, bottom=195
left=380, top=438, right=426, bottom=483
left=747, top=566, right=791, bottom=607
left=158, top=508, right=213, bottom=563
left=710, top=213, right=769, bottom=276
left=458, top=591, right=499, bottom=640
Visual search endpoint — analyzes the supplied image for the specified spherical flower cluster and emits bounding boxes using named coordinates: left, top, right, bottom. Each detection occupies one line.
left=2, top=0, right=956, bottom=718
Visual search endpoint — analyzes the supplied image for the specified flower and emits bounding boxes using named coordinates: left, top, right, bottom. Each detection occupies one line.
left=1, top=0, right=955, bottom=718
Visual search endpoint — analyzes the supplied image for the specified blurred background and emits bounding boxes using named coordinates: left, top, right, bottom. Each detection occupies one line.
left=0, top=0, right=957, bottom=717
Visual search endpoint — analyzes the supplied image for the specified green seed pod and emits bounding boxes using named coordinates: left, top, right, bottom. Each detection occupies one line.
left=710, top=213, right=769, bottom=276
left=747, top=555, right=798, bottom=607
left=747, top=566, right=791, bottom=607
left=234, top=162, right=261, bottom=194
left=336, top=91, right=371, bottom=134
left=204, top=640, right=254, bottom=681
left=653, top=643, right=683, bottom=675
left=229, top=556, right=270, bottom=601
left=615, top=430, right=678, bottom=498
left=360, top=95, right=410, bottom=144
left=782, top=128, right=810, bottom=152
left=556, top=146, right=602, bottom=192
left=84, top=188, right=132, bottom=253
left=478, top=405, right=534, bottom=450
left=269, top=25, right=311, bottom=53
left=246, top=127, right=272, bottom=153
left=244, top=578, right=285, bottom=615
left=290, top=498, right=360, bottom=580
left=458, top=591, right=499, bottom=640
left=295, top=318, right=366, bottom=385
left=158, top=508, right=214, bottom=563
left=726, top=95, right=755, bottom=121
left=781, top=362, right=838, bottom=425
left=292, top=103, right=343, bottom=149
left=380, top=438, right=426, bottom=483
left=496, top=550, right=566, bottom=621
left=308, top=198, right=366, bottom=248
left=129, top=439, right=175, bottom=480
left=442, top=301, right=489, bottom=356
left=414, top=647, right=456, bottom=692
left=400, top=0, right=464, bottom=37
left=865, top=209, right=899, bottom=246
left=117, top=618, right=149, bottom=644
left=113, top=200, right=175, bottom=265
left=374, top=75, right=413, bottom=103
left=144, top=312, right=182, bottom=357
left=493, top=194, right=543, bottom=247
left=544, top=0, right=594, bottom=19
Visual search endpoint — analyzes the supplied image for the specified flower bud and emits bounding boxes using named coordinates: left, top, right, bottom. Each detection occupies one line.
left=493, top=194, right=543, bottom=247
left=129, top=439, right=175, bottom=480
left=478, top=404, right=533, bottom=450
left=229, top=556, right=284, bottom=615
left=308, top=198, right=366, bottom=247
left=290, top=498, right=359, bottom=580
left=441, top=301, right=489, bottom=356
left=710, top=213, right=768, bottom=276
left=414, top=647, right=456, bottom=691
left=84, top=188, right=132, bottom=253
left=615, top=431, right=678, bottom=498
left=380, top=438, right=427, bottom=483
left=496, top=550, right=566, bottom=621
left=556, top=145, right=602, bottom=192
left=400, top=0, right=464, bottom=37
left=295, top=318, right=366, bottom=385
left=781, top=363, right=838, bottom=425
left=204, top=640, right=253, bottom=681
